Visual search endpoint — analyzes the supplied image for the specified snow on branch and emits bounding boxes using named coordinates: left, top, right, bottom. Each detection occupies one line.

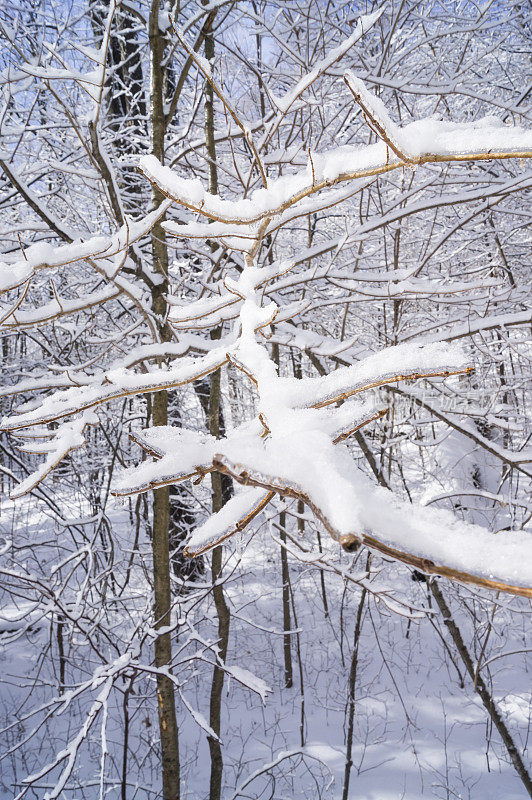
left=121, top=69, right=532, bottom=596
left=139, top=79, right=532, bottom=228
left=112, top=428, right=219, bottom=496
left=1, top=285, right=121, bottom=329
left=344, top=70, right=410, bottom=160
left=184, top=488, right=274, bottom=556
left=9, top=412, right=99, bottom=500
left=212, top=437, right=532, bottom=599
left=0, top=349, right=228, bottom=432
left=0, top=202, right=171, bottom=296
left=113, top=401, right=388, bottom=552
left=268, top=341, right=473, bottom=409
left=270, top=10, right=384, bottom=116
left=4, top=22, right=531, bottom=600
left=109, top=342, right=474, bottom=541
left=229, top=747, right=333, bottom=800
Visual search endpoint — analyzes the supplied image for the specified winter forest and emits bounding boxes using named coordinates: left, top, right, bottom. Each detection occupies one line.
left=0, top=0, right=531, bottom=798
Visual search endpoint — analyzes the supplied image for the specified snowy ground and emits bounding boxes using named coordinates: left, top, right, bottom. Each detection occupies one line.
left=0, top=492, right=530, bottom=800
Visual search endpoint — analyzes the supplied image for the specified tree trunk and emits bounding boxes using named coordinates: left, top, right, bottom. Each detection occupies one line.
left=149, top=2, right=180, bottom=797
left=430, top=579, right=532, bottom=797
left=151, top=393, right=180, bottom=800
left=199, top=9, right=231, bottom=799
left=342, top=577, right=368, bottom=800
left=278, top=510, right=294, bottom=688
left=272, top=344, right=293, bottom=688
left=207, top=368, right=231, bottom=800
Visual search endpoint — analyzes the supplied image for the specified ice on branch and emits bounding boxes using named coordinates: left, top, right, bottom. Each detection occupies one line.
left=344, top=71, right=410, bottom=160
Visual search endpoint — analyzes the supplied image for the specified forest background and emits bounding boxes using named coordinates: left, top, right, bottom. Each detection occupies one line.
left=0, top=1, right=531, bottom=799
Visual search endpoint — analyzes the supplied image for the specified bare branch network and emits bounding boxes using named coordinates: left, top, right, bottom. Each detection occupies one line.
left=1, top=12, right=532, bottom=598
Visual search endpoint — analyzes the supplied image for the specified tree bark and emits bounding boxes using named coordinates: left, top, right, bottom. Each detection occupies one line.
left=342, top=565, right=368, bottom=800
left=149, top=2, right=180, bottom=797
left=151, top=393, right=180, bottom=800
left=207, top=368, right=231, bottom=800
left=272, top=343, right=293, bottom=688
left=278, top=510, right=294, bottom=688
left=200, top=8, right=231, bottom=799
left=430, top=579, right=532, bottom=797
